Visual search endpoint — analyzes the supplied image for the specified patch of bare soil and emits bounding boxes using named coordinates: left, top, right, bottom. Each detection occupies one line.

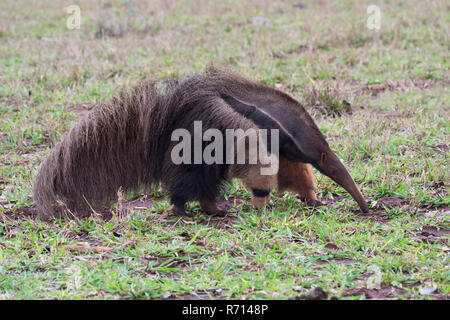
left=3, top=205, right=116, bottom=222
left=412, top=225, right=449, bottom=244
left=342, top=286, right=408, bottom=299
left=343, top=284, right=446, bottom=300
left=291, top=287, right=336, bottom=300
left=374, top=196, right=410, bottom=209
left=356, top=209, right=392, bottom=223
left=3, top=206, right=40, bottom=221
left=315, top=257, right=354, bottom=266
left=322, top=195, right=408, bottom=221
left=169, top=289, right=227, bottom=300
left=357, top=195, right=449, bottom=225
left=432, top=144, right=448, bottom=154
left=353, top=196, right=408, bottom=223
left=356, top=78, right=448, bottom=97
left=372, top=110, right=413, bottom=119
left=417, top=205, right=449, bottom=220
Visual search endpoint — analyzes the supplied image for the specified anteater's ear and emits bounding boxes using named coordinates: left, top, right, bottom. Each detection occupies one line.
left=320, top=152, right=328, bottom=166
left=221, top=94, right=309, bottom=161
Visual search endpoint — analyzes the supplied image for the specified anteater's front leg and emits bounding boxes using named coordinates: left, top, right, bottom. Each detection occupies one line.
left=277, top=157, right=324, bottom=207
left=168, top=169, right=201, bottom=217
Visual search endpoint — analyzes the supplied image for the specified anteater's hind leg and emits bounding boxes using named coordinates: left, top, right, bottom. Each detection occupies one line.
left=277, top=157, right=324, bottom=207
left=199, top=193, right=227, bottom=217
left=167, top=165, right=223, bottom=217
left=167, top=168, right=203, bottom=217
left=169, top=194, right=192, bottom=217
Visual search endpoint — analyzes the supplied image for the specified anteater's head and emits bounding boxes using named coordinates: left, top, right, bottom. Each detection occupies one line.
left=221, top=92, right=369, bottom=213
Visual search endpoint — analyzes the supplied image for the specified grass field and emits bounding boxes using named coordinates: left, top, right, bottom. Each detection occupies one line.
left=0, top=0, right=448, bottom=299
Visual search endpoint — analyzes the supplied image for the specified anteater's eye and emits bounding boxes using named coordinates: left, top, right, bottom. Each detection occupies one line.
left=252, top=189, right=270, bottom=198
left=320, top=152, right=327, bottom=165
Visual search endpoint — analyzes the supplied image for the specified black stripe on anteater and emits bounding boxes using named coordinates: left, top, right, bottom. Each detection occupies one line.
left=252, top=189, right=270, bottom=198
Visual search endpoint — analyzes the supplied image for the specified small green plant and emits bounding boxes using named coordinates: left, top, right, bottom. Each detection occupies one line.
left=303, top=83, right=353, bottom=117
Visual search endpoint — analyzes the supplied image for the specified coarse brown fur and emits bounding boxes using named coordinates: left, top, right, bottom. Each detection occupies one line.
left=277, top=157, right=320, bottom=205
left=33, top=72, right=278, bottom=219
left=200, top=67, right=368, bottom=212
left=33, top=66, right=368, bottom=219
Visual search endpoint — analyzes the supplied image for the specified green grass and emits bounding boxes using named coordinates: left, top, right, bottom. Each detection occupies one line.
left=0, top=0, right=448, bottom=299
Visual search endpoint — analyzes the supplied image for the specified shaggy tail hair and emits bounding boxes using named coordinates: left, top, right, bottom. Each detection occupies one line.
left=33, top=80, right=170, bottom=219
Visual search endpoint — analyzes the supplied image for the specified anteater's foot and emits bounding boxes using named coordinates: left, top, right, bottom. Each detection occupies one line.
left=203, top=206, right=228, bottom=217
left=206, top=209, right=228, bottom=217
left=172, top=204, right=194, bottom=217
left=200, top=195, right=228, bottom=217
left=307, top=199, right=325, bottom=207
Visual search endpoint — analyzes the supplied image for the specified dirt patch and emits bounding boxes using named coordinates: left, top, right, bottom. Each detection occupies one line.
left=432, top=144, right=449, bottom=154
left=324, top=242, right=342, bottom=251
left=356, top=78, right=446, bottom=97
left=352, top=196, right=409, bottom=223
left=373, top=196, right=409, bottom=209
left=357, top=209, right=392, bottom=223
left=372, top=110, right=413, bottom=119
left=169, top=289, right=227, bottom=300
left=420, top=226, right=449, bottom=237
left=342, top=286, right=408, bottom=299
left=413, top=225, right=449, bottom=244
left=359, top=196, right=449, bottom=223
left=197, top=213, right=239, bottom=232
left=417, top=205, right=449, bottom=220
left=292, top=287, right=336, bottom=300
left=343, top=284, right=446, bottom=300
left=315, top=257, right=354, bottom=265
left=215, top=194, right=247, bottom=212
left=3, top=206, right=40, bottom=221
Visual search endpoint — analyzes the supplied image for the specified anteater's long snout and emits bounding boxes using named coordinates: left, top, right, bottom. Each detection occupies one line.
left=316, top=152, right=369, bottom=213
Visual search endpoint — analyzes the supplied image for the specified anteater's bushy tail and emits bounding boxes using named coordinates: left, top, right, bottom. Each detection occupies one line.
left=33, top=80, right=170, bottom=219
